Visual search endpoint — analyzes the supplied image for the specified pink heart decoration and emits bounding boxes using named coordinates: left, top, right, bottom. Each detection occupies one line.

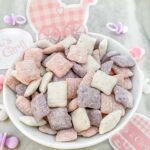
left=130, top=47, right=145, bottom=60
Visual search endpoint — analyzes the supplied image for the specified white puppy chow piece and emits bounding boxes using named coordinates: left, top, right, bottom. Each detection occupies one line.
left=99, top=39, right=108, bottom=58
left=60, top=36, right=77, bottom=49
left=77, top=34, right=96, bottom=54
left=83, top=55, right=101, bottom=72
left=99, top=110, right=122, bottom=134
left=48, top=81, right=67, bottom=107
left=39, top=72, right=53, bottom=93
left=24, top=78, right=42, bottom=97
left=19, top=116, right=47, bottom=127
left=71, top=108, right=90, bottom=132
left=91, top=70, right=117, bottom=95
left=37, top=39, right=53, bottom=49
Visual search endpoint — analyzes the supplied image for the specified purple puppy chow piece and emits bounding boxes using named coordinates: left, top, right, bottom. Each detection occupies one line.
left=101, top=51, right=120, bottom=63
left=53, top=70, right=78, bottom=82
left=111, top=55, right=135, bottom=67
left=114, top=85, right=133, bottom=108
left=101, top=61, right=113, bottom=74
left=77, top=85, right=101, bottom=109
left=47, top=108, right=72, bottom=130
left=72, top=63, right=87, bottom=78
left=31, top=93, right=50, bottom=120
left=16, top=84, right=27, bottom=96
left=86, top=109, right=102, bottom=127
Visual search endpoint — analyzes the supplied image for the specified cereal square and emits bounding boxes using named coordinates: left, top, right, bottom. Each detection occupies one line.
left=46, top=53, right=73, bottom=77
left=82, top=55, right=101, bottom=72
left=15, top=60, right=40, bottom=85
left=71, top=108, right=90, bottom=132
left=16, top=84, right=27, bottom=96
left=56, top=128, right=77, bottom=142
left=111, top=55, right=135, bottom=67
left=47, top=108, right=72, bottom=130
left=87, top=109, right=102, bottom=127
left=24, top=48, right=43, bottom=67
left=67, top=45, right=88, bottom=64
left=5, top=73, right=20, bottom=92
left=101, top=93, right=125, bottom=116
left=77, top=34, right=96, bottom=54
left=91, top=70, right=117, bottom=95
left=66, top=78, right=81, bottom=100
left=47, top=81, right=67, bottom=107
left=31, top=94, right=50, bottom=120
left=114, top=85, right=133, bottom=108
left=72, top=63, right=87, bottom=77
left=16, top=96, right=32, bottom=116
left=77, top=85, right=101, bottom=109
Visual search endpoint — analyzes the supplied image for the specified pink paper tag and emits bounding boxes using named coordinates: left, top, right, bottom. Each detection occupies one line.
left=27, top=0, right=97, bottom=42
left=109, top=113, right=150, bottom=150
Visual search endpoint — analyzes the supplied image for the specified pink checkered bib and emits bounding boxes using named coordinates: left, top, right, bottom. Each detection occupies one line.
left=109, top=113, right=150, bottom=150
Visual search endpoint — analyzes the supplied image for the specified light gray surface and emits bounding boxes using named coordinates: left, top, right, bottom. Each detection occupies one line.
left=0, top=0, right=150, bottom=150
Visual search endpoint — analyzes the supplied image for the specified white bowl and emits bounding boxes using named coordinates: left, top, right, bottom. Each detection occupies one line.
left=3, top=33, right=144, bottom=149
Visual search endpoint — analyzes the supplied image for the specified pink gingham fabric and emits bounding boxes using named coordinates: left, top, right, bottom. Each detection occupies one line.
left=27, top=0, right=97, bottom=41
left=109, top=113, right=150, bottom=150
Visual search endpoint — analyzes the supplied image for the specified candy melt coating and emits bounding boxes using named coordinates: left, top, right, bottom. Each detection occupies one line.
left=99, top=110, right=122, bottom=134
left=19, top=116, right=46, bottom=126
left=91, top=70, right=117, bottom=95
left=47, top=81, right=67, bottom=107
left=71, top=108, right=90, bottom=132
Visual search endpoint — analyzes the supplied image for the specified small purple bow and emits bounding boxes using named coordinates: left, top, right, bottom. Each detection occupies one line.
left=0, top=133, right=19, bottom=150
left=106, top=22, right=128, bottom=35
left=3, top=13, right=26, bottom=26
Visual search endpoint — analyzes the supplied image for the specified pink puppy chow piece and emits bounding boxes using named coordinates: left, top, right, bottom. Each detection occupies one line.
left=111, top=55, right=135, bottom=67
left=101, top=61, right=113, bottom=75
left=15, top=60, right=40, bottom=85
left=47, top=108, right=72, bottom=130
left=116, top=74, right=132, bottom=90
left=56, top=128, right=77, bottom=142
left=114, top=85, right=133, bottom=108
left=78, top=126, right=98, bottom=137
left=66, top=78, right=81, bottom=100
left=46, top=53, right=73, bottom=78
left=80, top=71, right=95, bottom=86
left=16, top=96, right=32, bottom=115
left=87, top=109, right=102, bottom=127
left=31, top=94, right=50, bottom=120
left=39, top=124, right=57, bottom=135
left=16, top=84, right=27, bottom=96
left=112, top=65, right=133, bottom=78
left=68, top=98, right=78, bottom=112
left=101, top=93, right=125, bottom=116
left=67, top=45, right=88, bottom=64
left=77, top=85, right=101, bottom=109
left=72, top=63, right=87, bottom=78
left=5, top=74, right=20, bottom=92
left=24, top=48, right=43, bottom=67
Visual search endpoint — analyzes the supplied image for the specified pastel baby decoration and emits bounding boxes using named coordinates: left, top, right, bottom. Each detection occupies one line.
left=0, top=28, right=33, bottom=69
left=109, top=113, right=150, bottom=150
left=27, top=0, right=97, bottom=42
